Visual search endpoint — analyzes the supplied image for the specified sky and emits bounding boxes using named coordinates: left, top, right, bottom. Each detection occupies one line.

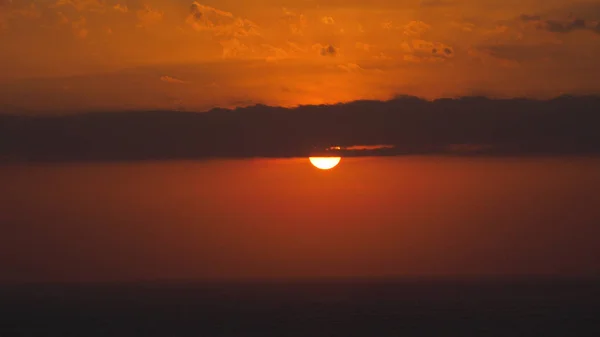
left=2, top=158, right=600, bottom=282
left=1, top=0, right=600, bottom=112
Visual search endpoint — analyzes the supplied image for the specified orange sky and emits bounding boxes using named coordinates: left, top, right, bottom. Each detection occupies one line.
left=1, top=0, right=600, bottom=112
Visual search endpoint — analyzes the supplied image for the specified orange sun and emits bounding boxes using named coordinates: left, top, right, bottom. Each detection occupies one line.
left=309, top=157, right=341, bottom=170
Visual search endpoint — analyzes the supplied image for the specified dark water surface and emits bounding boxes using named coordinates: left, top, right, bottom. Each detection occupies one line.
left=1, top=279, right=600, bottom=336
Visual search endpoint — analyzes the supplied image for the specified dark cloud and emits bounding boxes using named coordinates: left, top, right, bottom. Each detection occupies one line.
left=3, top=96, right=600, bottom=160
left=520, top=14, right=541, bottom=22
left=427, top=47, right=454, bottom=57
left=190, top=3, right=202, bottom=20
left=520, top=14, right=597, bottom=34
left=467, top=47, right=519, bottom=68
left=406, top=40, right=454, bottom=62
left=475, top=44, right=551, bottom=63
left=545, top=18, right=586, bottom=33
left=319, top=44, right=338, bottom=56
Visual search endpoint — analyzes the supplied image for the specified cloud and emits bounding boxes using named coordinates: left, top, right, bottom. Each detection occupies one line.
left=403, top=20, right=431, bottom=37
left=160, top=76, right=190, bottom=84
left=338, top=63, right=363, bottom=72
left=312, top=44, right=338, bottom=56
left=113, top=4, right=128, bottom=13
left=262, top=44, right=289, bottom=62
left=380, top=20, right=432, bottom=37
left=137, top=5, right=163, bottom=28
left=544, top=19, right=586, bottom=33
left=400, top=41, right=412, bottom=52
left=220, top=38, right=249, bottom=58
left=287, top=41, right=306, bottom=53
left=445, top=144, right=493, bottom=154
left=5, top=97, right=600, bottom=159
left=451, top=21, right=476, bottom=32
left=403, top=54, right=444, bottom=63
left=374, top=52, right=392, bottom=60
left=412, top=39, right=451, bottom=53
left=484, top=25, right=509, bottom=35
left=520, top=14, right=597, bottom=34
left=321, top=16, right=335, bottom=25
left=281, top=7, right=306, bottom=35
left=468, top=47, right=520, bottom=68
left=53, top=0, right=105, bottom=13
left=468, top=42, right=567, bottom=68
left=185, top=3, right=261, bottom=60
left=520, top=14, right=541, bottom=22
left=187, top=2, right=259, bottom=38
left=450, top=20, right=511, bottom=36
left=403, top=39, right=454, bottom=62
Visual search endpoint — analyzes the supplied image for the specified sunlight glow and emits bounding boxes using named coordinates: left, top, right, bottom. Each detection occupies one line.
left=309, top=157, right=342, bottom=170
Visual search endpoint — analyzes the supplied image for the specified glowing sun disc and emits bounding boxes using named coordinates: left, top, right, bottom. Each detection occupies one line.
left=309, top=157, right=341, bottom=170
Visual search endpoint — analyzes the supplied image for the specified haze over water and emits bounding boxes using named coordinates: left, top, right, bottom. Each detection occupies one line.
left=2, top=156, right=599, bottom=283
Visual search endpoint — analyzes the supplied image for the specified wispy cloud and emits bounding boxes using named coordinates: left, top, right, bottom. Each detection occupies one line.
left=53, top=0, right=106, bottom=13
left=113, top=4, right=128, bottom=13
left=520, top=14, right=598, bottom=34
left=187, top=2, right=259, bottom=37
left=160, top=76, right=190, bottom=84
left=137, top=5, right=163, bottom=28
left=321, top=16, right=335, bottom=25
left=403, top=20, right=431, bottom=37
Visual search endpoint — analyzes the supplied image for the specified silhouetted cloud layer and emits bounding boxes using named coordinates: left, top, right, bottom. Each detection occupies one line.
left=520, top=14, right=599, bottom=34
left=1, top=96, right=600, bottom=161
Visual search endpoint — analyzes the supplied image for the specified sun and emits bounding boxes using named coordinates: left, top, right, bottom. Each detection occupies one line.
left=309, top=157, right=341, bottom=170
